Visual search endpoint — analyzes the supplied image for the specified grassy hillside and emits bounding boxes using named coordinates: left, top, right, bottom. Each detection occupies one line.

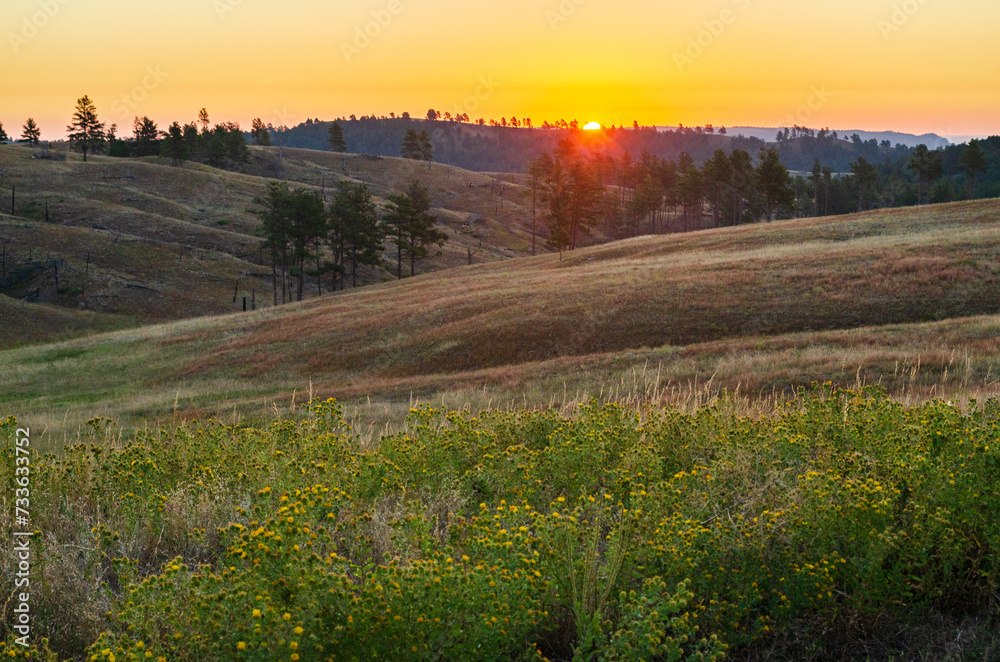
left=0, top=144, right=541, bottom=347
left=6, top=198, right=1000, bottom=447
left=0, top=293, right=131, bottom=348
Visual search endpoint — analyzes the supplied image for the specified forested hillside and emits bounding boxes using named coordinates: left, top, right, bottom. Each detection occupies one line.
left=265, top=116, right=986, bottom=177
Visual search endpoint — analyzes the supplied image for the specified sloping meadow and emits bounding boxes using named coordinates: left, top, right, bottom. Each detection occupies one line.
left=2, top=388, right=999, bottom=660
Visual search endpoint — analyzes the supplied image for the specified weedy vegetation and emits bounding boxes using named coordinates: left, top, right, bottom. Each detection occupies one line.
left=2, top=387, right=999, bottom=660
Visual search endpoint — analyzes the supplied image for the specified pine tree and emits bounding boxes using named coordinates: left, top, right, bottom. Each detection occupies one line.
left=908, top=144, right=944, bottom=204
left=131, top=116, right=160, bottom=157
left=958, top=139, right=987, bottom=198
left=66, top=95, right=106, bottom=161
left=543, top=157, right=572, bottom=257
left=850, top=157, right=879, bottom=211
left=182, top=122, right=201, bottom=160
left=288, top=188, right=327, bottom=301
left=677, top=152, right=702, bottom=231
left=253, top=182, right=294, bottom=305
left=163, top=122, right=189, bottom=166
left=526, top=154, right=553, bottom=255
left=822, top=166, right=833, bottom=216
left=328, top=121, right=347, bottom=152
left=808, top=159, right=823, bottom=217
left=757, top=148, right=795, bottom=221
left=383, top=180, right=447, bottom=277
left=0, top=121, right=8, bottom=144
left=400, top=129, right=422, bottom=160
left=729, top=150, right=755, bottom=225
left=21, top=118, right=41, bottom=145
left=330, top=182, right=384, bottom=288
left=566, top=157, right=603, bottom=248
left=418, top=130, right=434, bottom=162
left=703, top=149, right=733, bottom=227
left=251, top=118, right=271, bottom=147
left=107, top=124, right=124, bottom=157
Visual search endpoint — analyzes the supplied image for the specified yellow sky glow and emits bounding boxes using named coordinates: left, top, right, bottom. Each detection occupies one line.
left=1, top=0, right=998, bottom=141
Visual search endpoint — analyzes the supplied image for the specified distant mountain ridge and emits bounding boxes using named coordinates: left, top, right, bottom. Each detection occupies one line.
left=721, top=127, right=952, bottom=149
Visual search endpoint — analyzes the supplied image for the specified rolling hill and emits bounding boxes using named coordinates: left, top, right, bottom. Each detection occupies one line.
left=0, top=143, right=541, bottom=347
left=723, top=126, right=952, bottom=148
left=5, top=197, right=1000, bottom=448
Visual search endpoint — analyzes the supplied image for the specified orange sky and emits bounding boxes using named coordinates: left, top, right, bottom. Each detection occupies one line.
left=2, top=0, right=998, bottom=141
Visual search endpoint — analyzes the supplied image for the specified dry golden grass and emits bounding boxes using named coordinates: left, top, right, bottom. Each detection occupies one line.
left=0, top=144, right=546, bottom=347
left=5, top=197, right=1000, bottom=448
left=0, top=214, right=272, bottom=339
left=0, top=293, right=131, bottom=347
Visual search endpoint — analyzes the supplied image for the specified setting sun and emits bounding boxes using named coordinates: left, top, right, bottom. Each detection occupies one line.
left=582, top=122, right=602, bottom=131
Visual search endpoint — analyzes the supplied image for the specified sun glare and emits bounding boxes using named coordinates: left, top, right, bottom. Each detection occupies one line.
left=582, top=122, right=602, bottom=131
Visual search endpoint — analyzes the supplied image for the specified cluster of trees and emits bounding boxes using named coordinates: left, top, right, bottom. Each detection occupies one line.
left=530, top=136, right=998, bottom=250
left=793, top=139, right=996, bottom=217
left=252, top=179, right=446, bottom=304
left=327, top=121, right=346, bottom=152
left=527, top=140, right=797, bottom=250
left=775, top=126, right=840, bottom=142
left=112, top=109, right=250, bottom=169
left=0, top=97, right=252, bottom=168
